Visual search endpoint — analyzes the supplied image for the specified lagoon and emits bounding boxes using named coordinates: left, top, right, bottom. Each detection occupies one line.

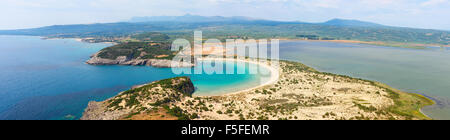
left=278, top=41, right=450, bottom=120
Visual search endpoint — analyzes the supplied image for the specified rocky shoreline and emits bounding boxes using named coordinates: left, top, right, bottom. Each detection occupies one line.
left=81, top=77, right=195, bottom=120
left=86, top=52, right=195, bottom=68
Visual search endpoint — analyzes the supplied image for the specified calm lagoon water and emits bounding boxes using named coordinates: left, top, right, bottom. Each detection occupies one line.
left=0, top=36, right=270, bottom=120
left=278, top=41, right=450, bottom=120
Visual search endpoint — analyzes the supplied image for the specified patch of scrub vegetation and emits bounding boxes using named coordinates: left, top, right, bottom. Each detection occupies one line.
left=99, top=76, right=196, bottom=120
left=353, top=102, right=378, bottom=112
left=374, top=82, right=435, bottom=120
left=131, top=32, right=170, bottom=42
left=162, top=105, right=192, bottom=120
left=97, top=41, right=175, bottom=60
left=106, top=77, right=191, bottom=110
left=281, top=60, right=318, bottom=73
left=96, top=32, right=176, bottom=60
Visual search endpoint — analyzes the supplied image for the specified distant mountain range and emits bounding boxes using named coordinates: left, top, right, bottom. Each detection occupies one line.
left=0, top=15, right=448, bottom=45
left=129, top=14, right=259, bottom=23
left=129, top=14, right=384, bottom=27
left=321, top=18, right=385, bottom=27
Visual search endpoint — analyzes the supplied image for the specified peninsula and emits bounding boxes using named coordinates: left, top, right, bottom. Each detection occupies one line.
left=82, top=58, right=434, bottom=120
left=85, top=37, right=194, bottom=68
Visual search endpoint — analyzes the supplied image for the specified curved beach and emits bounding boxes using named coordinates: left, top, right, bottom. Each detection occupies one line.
left=196, top=58, right=280, bottom=96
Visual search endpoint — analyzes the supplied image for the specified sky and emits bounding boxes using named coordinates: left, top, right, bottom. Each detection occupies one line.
left=0, top=0, right=449, bottom=30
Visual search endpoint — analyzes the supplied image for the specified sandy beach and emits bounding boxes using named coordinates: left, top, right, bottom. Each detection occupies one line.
left=197, top=57, right=280, bottom=96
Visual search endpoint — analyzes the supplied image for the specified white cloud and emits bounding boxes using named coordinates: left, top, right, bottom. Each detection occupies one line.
left=421, top=0, right=449, bottom=6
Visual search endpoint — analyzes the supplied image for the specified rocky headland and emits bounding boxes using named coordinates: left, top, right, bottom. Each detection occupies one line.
left=86, top=51, right=194, bottom=68
left=81, top=76, right=195, bottom=120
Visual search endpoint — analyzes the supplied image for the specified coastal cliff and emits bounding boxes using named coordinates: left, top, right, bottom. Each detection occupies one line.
left=81, top=77, right=195, bottom=120
left=86, top=51, right=194, bottom=68
left=86, top=41, right=194, bottom=68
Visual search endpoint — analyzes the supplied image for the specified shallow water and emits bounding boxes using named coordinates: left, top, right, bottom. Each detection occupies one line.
left=0, top=36, right=270, bottom=120
left=278, top=41, right=450, bottom=120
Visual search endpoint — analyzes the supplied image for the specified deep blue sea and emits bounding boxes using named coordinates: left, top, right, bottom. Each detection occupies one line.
left=0, top=36, right=270, bottom=120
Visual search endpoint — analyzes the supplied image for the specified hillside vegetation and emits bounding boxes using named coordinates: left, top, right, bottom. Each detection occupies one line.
left=81, top=76, right=196, bottom=120
left=97, top=33, right=175, bottom=60
left=1, top=16, right=448, bottom=46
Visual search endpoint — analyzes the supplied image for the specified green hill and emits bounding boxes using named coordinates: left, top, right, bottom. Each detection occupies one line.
left=0, top=15, right=448, bottom=46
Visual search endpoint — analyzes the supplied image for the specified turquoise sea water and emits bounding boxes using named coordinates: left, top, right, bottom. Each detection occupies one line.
left=278, top=41, right=450, bottom=120
left=0, top=36, right=270, bottom=120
